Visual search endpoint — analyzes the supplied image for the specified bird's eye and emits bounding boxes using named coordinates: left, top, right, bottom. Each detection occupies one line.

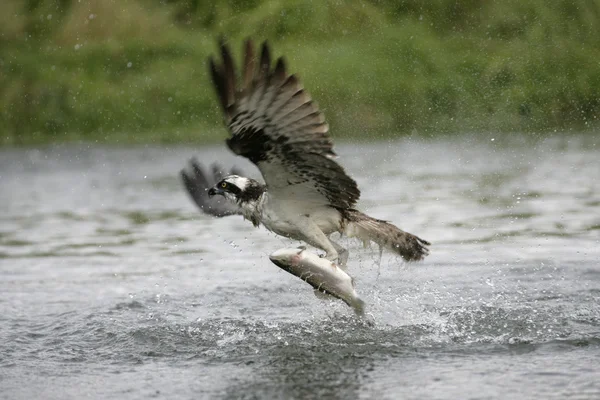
left=221, top=182, right=227, bottom=188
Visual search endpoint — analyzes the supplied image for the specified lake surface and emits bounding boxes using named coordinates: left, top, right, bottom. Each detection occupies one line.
left=0, top=134, right=599, bottom=399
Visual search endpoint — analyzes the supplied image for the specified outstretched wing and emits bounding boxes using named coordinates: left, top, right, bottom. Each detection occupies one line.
left=209, top=39, right=360, bottom=210
left=180, top=159, right=243, bottom=217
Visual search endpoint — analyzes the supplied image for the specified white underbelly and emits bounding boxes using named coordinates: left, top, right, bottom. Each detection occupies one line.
left=310, top=207, right=342, bottom=234
left=262, top=211, right=301, bottom=238
left=260, top=202, right=342, bottom=238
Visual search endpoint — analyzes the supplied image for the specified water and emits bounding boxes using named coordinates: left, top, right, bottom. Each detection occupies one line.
left=0, top=134, right=599, bottom=399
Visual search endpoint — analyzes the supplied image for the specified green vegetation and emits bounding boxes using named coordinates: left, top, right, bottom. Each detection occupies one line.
left=1, top=0, right=599, bottom=145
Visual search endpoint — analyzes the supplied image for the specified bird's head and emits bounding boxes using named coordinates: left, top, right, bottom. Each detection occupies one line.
left=208, top=175, right=264, bottom=204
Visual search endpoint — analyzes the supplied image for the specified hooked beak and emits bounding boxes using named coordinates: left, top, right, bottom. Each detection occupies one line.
left=207, top=186, right=224, bottom=197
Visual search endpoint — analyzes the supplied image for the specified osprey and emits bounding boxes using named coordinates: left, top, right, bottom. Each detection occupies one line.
left=184, top=39, right=430, bottom=266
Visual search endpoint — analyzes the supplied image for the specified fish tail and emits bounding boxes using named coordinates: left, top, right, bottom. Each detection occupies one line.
left=350, top=296, right=366, bottom=316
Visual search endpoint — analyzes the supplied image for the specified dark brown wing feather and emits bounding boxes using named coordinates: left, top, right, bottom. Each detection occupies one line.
left=209, top=39, right=360, bottom=210
left=180, top=159, right=241, bottom=217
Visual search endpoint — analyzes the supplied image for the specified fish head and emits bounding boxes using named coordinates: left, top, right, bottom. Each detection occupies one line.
left=269, top=247, right=304, bottom=268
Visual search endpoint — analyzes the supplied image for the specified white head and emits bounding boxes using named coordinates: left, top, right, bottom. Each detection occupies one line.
left=208, top=175, right=264, bottom=204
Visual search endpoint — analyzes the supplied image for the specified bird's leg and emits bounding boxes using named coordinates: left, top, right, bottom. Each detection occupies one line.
left=330, top=239, right=349, bottom=269
left=295, top=217, right=339, bottom=263
left=323, top=251, right=339, bottom=262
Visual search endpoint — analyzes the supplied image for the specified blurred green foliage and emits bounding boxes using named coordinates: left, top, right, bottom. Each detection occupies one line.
left=1, top=0, right=599, bottom=145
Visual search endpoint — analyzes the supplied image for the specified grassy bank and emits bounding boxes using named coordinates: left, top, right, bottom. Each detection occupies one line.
left=1, top=0, right=600, bottom=145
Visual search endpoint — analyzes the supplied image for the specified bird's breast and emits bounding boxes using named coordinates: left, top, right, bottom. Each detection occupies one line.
left=261, top=208, right=300, bottom=238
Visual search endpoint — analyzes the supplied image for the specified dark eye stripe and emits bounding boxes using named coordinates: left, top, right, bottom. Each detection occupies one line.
left=226, top=182, right=242, bottom=196
left=218, top=179, right=242, bottom=196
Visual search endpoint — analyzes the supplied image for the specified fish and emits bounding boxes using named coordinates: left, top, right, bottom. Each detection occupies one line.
left=269, top=247, right=366, bottom=316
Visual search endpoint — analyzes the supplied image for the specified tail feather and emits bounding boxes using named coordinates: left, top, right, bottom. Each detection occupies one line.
left=344, top=210, right=430, bottom=262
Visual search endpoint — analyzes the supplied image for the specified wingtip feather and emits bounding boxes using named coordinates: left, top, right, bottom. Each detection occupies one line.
left=243, top=38, right=256, bottom=90
left=258, top=41, right=272, bottom=80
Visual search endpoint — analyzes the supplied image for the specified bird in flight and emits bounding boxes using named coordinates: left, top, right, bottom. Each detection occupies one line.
left=182, top=39, right=429, bottom=266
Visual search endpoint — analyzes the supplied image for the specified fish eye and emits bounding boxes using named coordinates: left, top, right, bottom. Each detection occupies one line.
left=221, top=182, right=227, bottom=188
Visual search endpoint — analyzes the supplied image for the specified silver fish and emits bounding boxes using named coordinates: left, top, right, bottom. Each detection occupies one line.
left=269, top=247, right=366, bottom=316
